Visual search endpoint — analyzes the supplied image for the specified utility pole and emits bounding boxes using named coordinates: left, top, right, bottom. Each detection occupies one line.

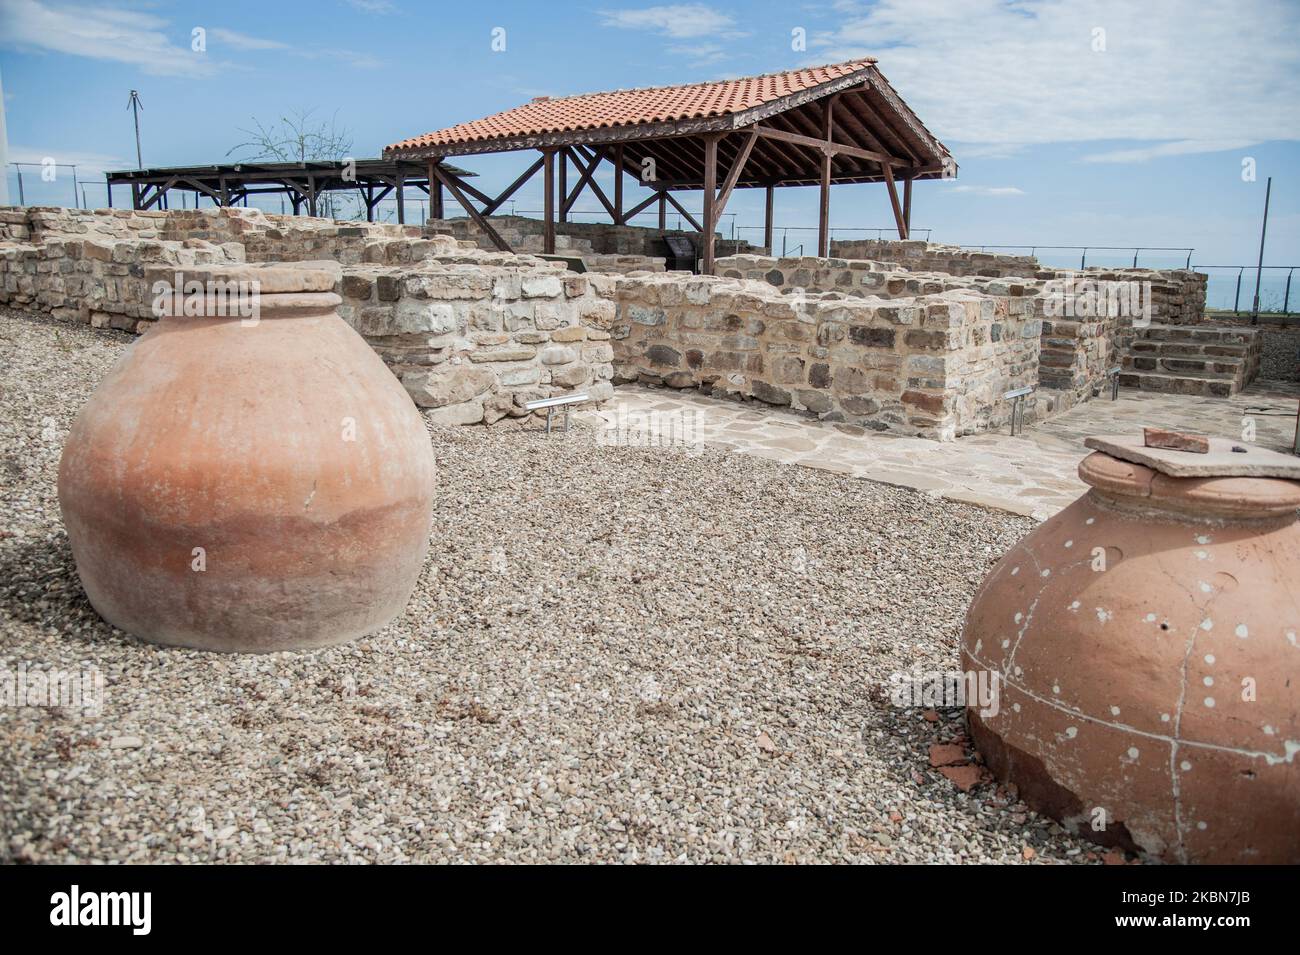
left=0, top=65, right=9, bottom=205
left=127, top=90, right=144, bottom=168
left=1250, top=176, right=1271, bottom=325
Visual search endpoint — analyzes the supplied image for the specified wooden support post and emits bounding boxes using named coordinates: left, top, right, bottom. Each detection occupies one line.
left=658, top=191, right=666, bottom=230
left=764, top=184, right=774, bottom=254
left=482, top=155, right=545, bottom=216
left=431, top=163, right=511, bottom=252
left=428, top=160, right=443, bottom=219
left=662, top=190, right=703, bottom=232
left=106, top=173, right=113, bottom=208
left=365, top=186, right=374, bottom=222
left=882, top=163, right=907, bottom=240
left=396, top=169, right=405, bottom=224
left=558, top=150, right=567, bottom=224
left=903, top=172, right=912, bottom=237
left=818, top=154, right=831, bottom=257
left=613, top=144, right=624, bottom=224
left=818, top=97, right=835, bottom=257
left=307, top=175, right=317, bottom=217
left=701, top=134, right=719, bottom=274
left=543, top=149, right=555, bottom=255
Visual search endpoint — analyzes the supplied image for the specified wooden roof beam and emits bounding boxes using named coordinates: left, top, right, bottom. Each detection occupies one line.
left=750, top=125, right=909, bottom=168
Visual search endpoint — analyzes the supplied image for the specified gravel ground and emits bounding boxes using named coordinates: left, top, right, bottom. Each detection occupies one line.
left=0, top=306, right=1108, bottom=864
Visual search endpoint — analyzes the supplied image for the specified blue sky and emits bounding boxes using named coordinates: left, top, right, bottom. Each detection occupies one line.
left=2, top=0, right=1298, bottom=305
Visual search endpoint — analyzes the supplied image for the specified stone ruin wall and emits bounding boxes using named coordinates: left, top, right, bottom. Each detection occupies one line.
left=335, top=262, right=616, bottom=426
left=723, top=249, right=1219, bottom=412
left=830, top=239, right=1041, bottom=277
left=0, top=207, right=614, bottom=425
left=610, top=272, right=1034, bottom=439
left=717, top=253, right=1069, bottom=419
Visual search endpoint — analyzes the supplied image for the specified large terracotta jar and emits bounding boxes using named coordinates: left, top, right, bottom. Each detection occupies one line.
left=58, top=264, right=435, bottom=652
left=961, top=436, right=1300, bottom=863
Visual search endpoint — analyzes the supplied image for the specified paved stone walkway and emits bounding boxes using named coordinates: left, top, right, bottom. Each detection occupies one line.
left=589, top=380, right=1299, bottom=521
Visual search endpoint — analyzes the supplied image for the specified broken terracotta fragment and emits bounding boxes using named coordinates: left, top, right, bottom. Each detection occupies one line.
left=960, top=441, right=1300, bottom=863
left=58, top=264, right=436, bottom=652
left=1143, top=426, right=1209, bottom=454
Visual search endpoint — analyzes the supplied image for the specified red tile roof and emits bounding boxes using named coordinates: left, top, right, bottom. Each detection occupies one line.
left=387, top=60, right=878, bottom=153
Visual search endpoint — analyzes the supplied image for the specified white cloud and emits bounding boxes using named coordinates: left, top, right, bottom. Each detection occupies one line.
left=599, top=4, right=739, bottom=40
left=346, top=0, right=396, bottom=12
left=209, top=28, right=289, bottom=52
left=813, top=0, right=1300, bottom=154
left=947, top=184, right=1025, bottom=197
left=0, top=2, right=381, bottom=76
left=1081, top=139, right=1257, bottom=163
left=0, top=0, right=213, bottom=77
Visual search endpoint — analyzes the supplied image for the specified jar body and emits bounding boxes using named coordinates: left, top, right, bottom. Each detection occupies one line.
left=58, top=305, right=435, bottom=652
left=961, top=452, right=1300, bottom=863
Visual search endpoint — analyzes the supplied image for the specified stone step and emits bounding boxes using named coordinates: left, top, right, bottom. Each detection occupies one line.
left=1117, top=370, right=1237, bottom=398
left=1123, top=354, right=1245, bottom=375
left=1127, top=339, right=1253, bottom=359
left=1130, top=323, right=1256, bottom=346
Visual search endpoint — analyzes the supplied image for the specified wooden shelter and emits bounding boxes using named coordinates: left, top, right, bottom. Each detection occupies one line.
left=385, top=60, right=954, bottom=271
left=106, top=158, right=475, bottom=222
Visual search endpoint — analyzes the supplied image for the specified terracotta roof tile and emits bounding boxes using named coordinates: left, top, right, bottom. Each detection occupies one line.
left=387, top=60, right=878, bottom=153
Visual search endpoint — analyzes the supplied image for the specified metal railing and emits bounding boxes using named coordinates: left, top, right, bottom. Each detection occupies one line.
left=1193, top=265, right=1297, bottom=315
left=954, top=244, right=1195, bottom=269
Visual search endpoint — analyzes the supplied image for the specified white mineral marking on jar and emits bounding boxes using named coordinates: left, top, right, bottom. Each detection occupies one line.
left=1204, top=697, right=1216, bottom=708
left=1203, top=676, right=1214, bottom=687
left=1014, top=612, right=1023, bottom=624
left=1204, top=654, right=1215, bottom=664
left=1110, top=706, right=1121, bottom=716
left=1263, top=725, right=1275, bottom=735
left=1052, top=684, right=1060, bottom=694
left=1041, top=568, right=1051, bottom=577
left=1064, top=540, right=1073, bottom=548
left=1289, top=631, right=1298, bottom=647
left=974, top=639, right=983, bottom=653
left=1196, top=535, right=1211, bottom=545
left=1180, top=760, right=1192, bottom=771
left=1096, top=608, right=1111, bottom=623
left=1197, top=821, right=1208, bottom=831
left=1235, top=624, right=1249, bottom=639
left=1065, top=726, right=1078, bottom=738
left=1069, top=601, right=1080, bottom=611
left=1127, top=747, right=1139, bottom=759
left=1013, top=703, right=1021, bottom=713
left=1086, top=518, right=1095, bottom=525
left=1014, top=666, right=1023, bottom=677
left=1145, top=613, right=1157, bottom=623
left=1200, top=618, right=1214, bottom=631
left=1161, top=713, right=1171, bottom=722
left=1002, top=639, right=1011, bottom=649
left=1199, top=581, right=1212, bottom=593
left=1010, top=566, right=1019, bottom=576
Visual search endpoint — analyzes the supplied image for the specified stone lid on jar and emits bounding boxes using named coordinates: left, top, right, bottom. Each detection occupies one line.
left=147, top=262, right=342, bottom=319
left=1079, top=446, right=1300, bottom=521
left=1084, top=433, right=1300, bottom=480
